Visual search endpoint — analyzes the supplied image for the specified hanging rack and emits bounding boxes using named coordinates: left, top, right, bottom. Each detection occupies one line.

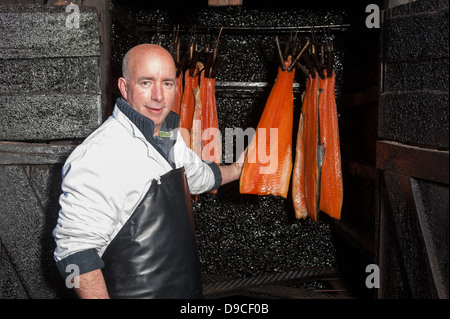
left=141, top=23, right=345, bottom=97
left=139, top=24, right=349, bottom=35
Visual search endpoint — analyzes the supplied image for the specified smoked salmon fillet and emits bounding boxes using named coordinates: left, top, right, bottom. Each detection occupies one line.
left=187, top=62, right=202, bottom=202
left=240, top=60, right=295, bottom=198
left=172, top=71, right=183, bottom=115
left=179, top=64, right=200, bottom=148
left=200, top=53, right=223, bottom=194
left=200, top=70, right=221, bottom=166
left=292, top=112, right=307, bottom=219
left=302, top=72, right=324, bottom=221
left=191, top=86, right=202, bottom=159
left=318, top=70, right=343, bottom=219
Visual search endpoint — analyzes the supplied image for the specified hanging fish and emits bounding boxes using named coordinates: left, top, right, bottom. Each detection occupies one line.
left=179, top=50, right=200, bottom=148
left=239, top=58, right=295, bottom=198
left=292, top=111, right=307, bottom=219
left=191, top=83, right=203, bottom=159
left=293, top=38, right=342, bottom=221
left=201, top=29, right=224, bottom=170
left=291, top=39, right=311, bottom=219
left=201, top=53, right=223, bottom=168
left=172, top=69, right=183, bottom=115
left=240, top=38, right=309, bottom=199
left=301, top=71, right=325, bottom=221
left=318, top=69, right=343, bottom=220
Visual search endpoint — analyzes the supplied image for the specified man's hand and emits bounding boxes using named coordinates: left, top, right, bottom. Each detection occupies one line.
left=219, top=148, right=247, bottom=186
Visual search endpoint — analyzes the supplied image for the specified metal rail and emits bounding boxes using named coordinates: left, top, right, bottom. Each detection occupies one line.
left=202, top=267, right=339, bottom=296
left=137, top=24, right=350, bottom=35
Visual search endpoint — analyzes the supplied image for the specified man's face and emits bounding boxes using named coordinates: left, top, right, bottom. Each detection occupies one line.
left=119, top=46, right=176, bottom=135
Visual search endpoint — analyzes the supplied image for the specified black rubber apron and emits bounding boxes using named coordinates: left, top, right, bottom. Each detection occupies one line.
left=101, top=167, right=203, bottom=299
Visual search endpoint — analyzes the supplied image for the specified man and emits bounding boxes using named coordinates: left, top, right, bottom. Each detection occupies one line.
left=52, top=44, right=243, bottom=299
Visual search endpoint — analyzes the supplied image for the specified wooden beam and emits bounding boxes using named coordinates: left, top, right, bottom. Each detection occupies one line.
left=376, top=140, right=449, bottom=185
left=208, top=0, right=243, bottom=6
left=0, top=141, right=77, bottom=165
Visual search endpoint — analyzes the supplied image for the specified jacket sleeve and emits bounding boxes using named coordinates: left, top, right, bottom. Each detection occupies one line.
left=52, top=142, right=118, bottom=278
left=172, top=130, right=222, bottom=194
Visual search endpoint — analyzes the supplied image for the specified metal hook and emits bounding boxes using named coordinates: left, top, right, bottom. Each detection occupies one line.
left=275, top=35, right=287, bottom=70
left=287, top=40, right=310, bottom=72
left=215, top=26, right=223, bottom=51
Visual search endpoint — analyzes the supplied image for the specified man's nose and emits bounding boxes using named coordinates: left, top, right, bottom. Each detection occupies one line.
left=151, top=83, right=163, bottom=102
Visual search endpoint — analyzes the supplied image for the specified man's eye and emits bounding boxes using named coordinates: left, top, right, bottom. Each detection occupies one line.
left=163, top=82, right=174, bottom=88
left=141, top=81, right=151, bottom=87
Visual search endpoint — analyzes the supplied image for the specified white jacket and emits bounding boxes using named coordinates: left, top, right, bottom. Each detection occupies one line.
left=53, top=103, right=219, bottom=265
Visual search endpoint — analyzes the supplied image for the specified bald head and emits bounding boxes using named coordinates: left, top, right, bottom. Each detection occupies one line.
left=122, top=44, right=176, bottom=83
left=118, top=44, right=177, bottom=136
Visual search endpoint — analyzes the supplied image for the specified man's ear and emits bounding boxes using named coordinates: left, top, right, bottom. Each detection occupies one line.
left=118, top=77, right=128, bottom=101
